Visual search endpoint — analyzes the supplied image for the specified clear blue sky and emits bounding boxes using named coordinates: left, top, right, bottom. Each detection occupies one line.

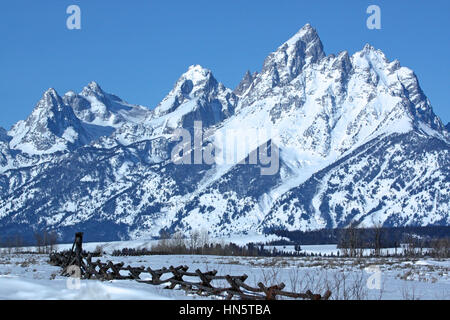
left=0, top=0, right=449, bottom=129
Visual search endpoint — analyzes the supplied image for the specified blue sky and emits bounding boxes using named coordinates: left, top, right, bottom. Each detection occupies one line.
left=0, top=0, right=449, bottom=129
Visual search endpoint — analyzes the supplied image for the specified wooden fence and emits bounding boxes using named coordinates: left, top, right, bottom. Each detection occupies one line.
left=49, top=234, right=331, bottom=301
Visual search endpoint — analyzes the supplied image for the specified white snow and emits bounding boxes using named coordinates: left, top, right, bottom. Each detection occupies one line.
left=0, top=277, right=170, bottom=300
left=0, top=250, right=448, bottom=300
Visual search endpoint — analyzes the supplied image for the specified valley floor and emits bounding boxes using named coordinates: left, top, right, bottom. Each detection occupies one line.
left=0, top=249, right=449, bottom=300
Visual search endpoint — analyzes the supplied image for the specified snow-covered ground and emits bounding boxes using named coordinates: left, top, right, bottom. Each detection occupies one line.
left=0, top=244, right=448, bottom=300
left=0, top=253, right=211, bottom=300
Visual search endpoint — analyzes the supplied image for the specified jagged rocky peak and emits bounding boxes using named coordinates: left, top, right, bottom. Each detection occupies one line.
left=26, top=88, right=75, bottom=122
left=344, top=43, right=445, bottom=132
left=351, top=43, right=402, bottom=78
left=80, top=81, right=105, bottom=97
left=8, top=88, right=91, bottom=154
left=261, top=23, right=325, bottom=85
left=39, top=88, right=65, bottom=111
left=174, top=64, right=219, bottom=98
left=64, top=81, right=150, bottom=127
left=330, top=50, right=352, bottom=74
left=234, top=70, right=258, bottom=96
left=446, top=122, right=450, bottom=131
left=63, top=81, right=109, bottom=120
left=153, top=64, right=236, bottom=118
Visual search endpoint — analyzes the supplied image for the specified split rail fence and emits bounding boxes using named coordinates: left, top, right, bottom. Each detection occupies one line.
left=49, top=233, right=331, bottom=300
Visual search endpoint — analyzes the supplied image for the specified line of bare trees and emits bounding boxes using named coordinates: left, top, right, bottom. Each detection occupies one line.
left=112, top=229, right=306, bottom=257
left=338, top=223, right=449, bottom=258
left=33, top=231, right=59, bottom=254
left=0, top=231, right=59, bottom=254
left=338, top=223, right=388, bottom=257
left=0, top=234, right=25, bottom=254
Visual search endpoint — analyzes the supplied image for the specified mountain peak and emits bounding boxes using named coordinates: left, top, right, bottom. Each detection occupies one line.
left=234, top=70, right=257, bottom=96
left=40, top=88, right=64, bottom=107
left=38, top=88, right=66, bottom=113
left=44, top=87, right=59, bottom=97
left=8, top=86, right=91, bottom=154
left=261, top=23, right=325, bottom=84
left=357, top=43, right=389, bottom=63
left=152, top=64, right=235, bottom=123
left=284, top=23, right=318, bottom=46
left=87, top=81, right=101, bottom=89
left=169, top=64, right=218, bottom=97
left=180, top=65, right=213, bottom=83
left=81, top=81, right=105, bottom=97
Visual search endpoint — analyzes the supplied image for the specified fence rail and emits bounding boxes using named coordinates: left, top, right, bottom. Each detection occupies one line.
left=49, top=234, right=331, bottom=301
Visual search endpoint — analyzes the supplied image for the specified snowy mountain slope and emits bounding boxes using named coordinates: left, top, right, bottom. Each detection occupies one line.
left=263, top=131, right=449, bottom=232
left=170, top=141, right=286, bottom=236
left=0, top=24, right=448, bottom=241
left=0, top=136, right=215, bottom=242
left=167, top=129, right=449, bottom=237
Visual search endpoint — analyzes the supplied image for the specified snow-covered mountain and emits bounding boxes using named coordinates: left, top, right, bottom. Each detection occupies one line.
left=0, top=24, right=448, bottom=242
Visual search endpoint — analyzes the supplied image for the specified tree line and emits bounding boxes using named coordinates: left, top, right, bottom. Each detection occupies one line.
left=269, top=225, right=449, bottom=258
left=0, top=231, right=58, bottom=254
left=112, top=229, right=305, bottom=257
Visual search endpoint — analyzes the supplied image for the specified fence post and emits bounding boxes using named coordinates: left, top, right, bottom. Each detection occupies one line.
left=74, top=232, right=83, bottom=268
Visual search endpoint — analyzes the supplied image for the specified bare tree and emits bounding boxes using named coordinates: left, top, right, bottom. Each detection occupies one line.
left=171, top=231, right=186, bottom=253
left=13, top=234, right=24, bottom=253
left=47, top=232, right=59, bottom=253
left=403, top=234, right=419, bottom=257
left=156, top=230, right=171, bottom=253
left=340, top=223, right=361, bottom=257
left=189, top=229, right=200, bottom=254
left=199, top=229, right=210, bottom=255
left=372, top=221, right=383, bottom=257
left=34, top=232, right=44, bottom=254
left=430, top=238, right=450, bottom=258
